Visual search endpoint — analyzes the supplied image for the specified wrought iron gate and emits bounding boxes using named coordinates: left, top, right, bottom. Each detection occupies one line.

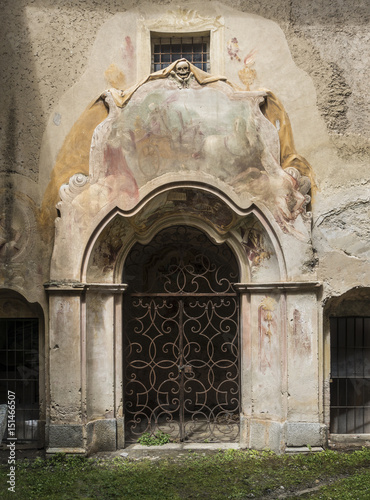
left=123, top=226, right=240, bottom=443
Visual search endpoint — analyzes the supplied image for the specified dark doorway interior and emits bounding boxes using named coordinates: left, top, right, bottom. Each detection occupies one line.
left=123, top=225, right=240, bottom=443
left=0, top=318, right=39, bottom=443
left=330, top=317, right=370, bottom=433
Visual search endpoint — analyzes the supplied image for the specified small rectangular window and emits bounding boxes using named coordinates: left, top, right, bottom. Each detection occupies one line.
left=151, top=32, right=210, bottom=73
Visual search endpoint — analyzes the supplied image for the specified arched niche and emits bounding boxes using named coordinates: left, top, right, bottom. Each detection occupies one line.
left=79, top=186, right=287, bottom=450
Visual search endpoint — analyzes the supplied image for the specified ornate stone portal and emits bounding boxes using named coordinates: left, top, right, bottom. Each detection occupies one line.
left=46, top=61, right=322, bottom=454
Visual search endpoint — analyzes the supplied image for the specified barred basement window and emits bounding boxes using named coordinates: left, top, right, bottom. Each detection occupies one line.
left=151, top=33, right=210, bottom=72
left=330, top=317, right=370, bottom=433
left=0, top=319, right=39, bottom=442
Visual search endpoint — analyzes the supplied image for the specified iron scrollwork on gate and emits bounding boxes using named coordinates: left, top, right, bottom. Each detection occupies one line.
left=123, top=226, right=240, bottom=443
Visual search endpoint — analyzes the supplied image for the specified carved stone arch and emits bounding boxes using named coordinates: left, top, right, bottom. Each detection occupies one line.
left=0, top=289, right=44, bottom=319
left=114, top=215, right=250, bottom=284
left=81, top=185, right=289, bottom=286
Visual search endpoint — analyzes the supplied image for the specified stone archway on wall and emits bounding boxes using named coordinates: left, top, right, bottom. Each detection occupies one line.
left=78, top=185, right=287, bottom=450
left=45, top=53, right=323, bottom=454
left=46, top=177, right=323, bottom=454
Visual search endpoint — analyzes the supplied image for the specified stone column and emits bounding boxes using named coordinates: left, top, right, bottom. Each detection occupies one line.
left=45, top=282, right=128, bottom=454
left=237, top=289, right=252, bottom=449
left=45, top=283, right=85, bottom=453
left=85, top=284, right=127, bottom=453
left=285, top=286, right=326, bottom=450
left=235, top=282, right=322, bottom=453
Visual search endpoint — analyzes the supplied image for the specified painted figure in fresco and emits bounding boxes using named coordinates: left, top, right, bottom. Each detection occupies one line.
left=82, top=59, right=314, bottom=233
left=43, top=57, right=316, bottom=237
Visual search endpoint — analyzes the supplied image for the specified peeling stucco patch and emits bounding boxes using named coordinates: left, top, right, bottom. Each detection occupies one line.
left=317, top=200, right=370, bottom=258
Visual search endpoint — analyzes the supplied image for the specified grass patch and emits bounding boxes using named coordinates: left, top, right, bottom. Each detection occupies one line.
left=137, top=430, right=171, bottom=446
left=0, top=448, right=369, bottom=499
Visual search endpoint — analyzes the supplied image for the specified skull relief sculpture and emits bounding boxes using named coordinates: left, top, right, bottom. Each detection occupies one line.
left=170, top=59, right=193, bottom=88
left=175, top=60, right=191, bottom=80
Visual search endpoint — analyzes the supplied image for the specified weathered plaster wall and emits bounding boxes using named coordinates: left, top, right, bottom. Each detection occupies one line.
left=1, top=0, right=369, bottom=306
left=0, top=0, right=369, bottom=451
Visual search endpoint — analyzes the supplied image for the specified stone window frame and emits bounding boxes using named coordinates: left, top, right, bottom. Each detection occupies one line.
left=136, top=9, right=225, bottom=81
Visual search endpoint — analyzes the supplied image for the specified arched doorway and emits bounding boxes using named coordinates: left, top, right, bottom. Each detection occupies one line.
left=123, top=225, right=240, bottom=443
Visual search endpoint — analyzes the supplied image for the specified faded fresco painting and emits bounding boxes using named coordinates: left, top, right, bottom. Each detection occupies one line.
left=87, top=60, right=311, bottom=235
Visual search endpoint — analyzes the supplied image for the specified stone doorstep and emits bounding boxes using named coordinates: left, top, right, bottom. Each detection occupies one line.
left=285, top=447, right=324, bottom=455
left=329, top=434, right=370, bottom=444
left=44, top=443, right=240, bottom=460
left=127, top=442, right=240, bottom=452
left=328, top=434, right=370, bottom=450
left=46, top=447, right=86, bottom=456
left=94, top=443, right=241, bottom=461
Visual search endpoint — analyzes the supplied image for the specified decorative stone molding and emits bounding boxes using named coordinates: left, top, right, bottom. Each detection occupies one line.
left=144, top=8, right=224, bottom=31
left=84, top=283, right=128, bottom=294
left=137, top=8, right=225, bottom=80
left=44, top=281, right=86, bottom=292
left=44, top=282, right=128, bottom=294
left=234, top=282, right=322, bottom=293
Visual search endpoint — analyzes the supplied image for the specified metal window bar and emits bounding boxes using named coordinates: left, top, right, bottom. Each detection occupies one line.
left=152, top=35, right=210, bottom=73
left=330, top=316, right=370, bottom=433
left=0, top=319, right=39, bottom=443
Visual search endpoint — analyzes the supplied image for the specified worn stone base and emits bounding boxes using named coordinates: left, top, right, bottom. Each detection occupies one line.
left=86, top=419, right=117, bottom=454
left=286, top=423, right=326, bottom=447
left=329, top=433, right=370, bottom=450
left=249, top=419, right=284, bottom=453
left=47, top=424, right=84, bottom=449
left=46, top=447, right=86, bottom=455
left=285, top=446, right=324, bottom=454
left=240, top=419, right=327, bottom=452
left=116, top=417, right=125, bottom=449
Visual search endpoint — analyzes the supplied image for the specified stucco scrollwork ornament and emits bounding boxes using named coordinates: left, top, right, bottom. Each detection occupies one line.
left=59, top=173, right=90, bottom=203
left=143, top=8, right=224, bottom=31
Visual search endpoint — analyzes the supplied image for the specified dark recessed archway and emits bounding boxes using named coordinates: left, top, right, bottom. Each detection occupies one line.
left=122, top=225, right=240, bottom=443
left=325, top=288, right=370, bottom=435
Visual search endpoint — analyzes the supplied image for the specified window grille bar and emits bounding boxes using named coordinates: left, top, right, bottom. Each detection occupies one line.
left=152, top=35, right=210, bottom=73
left=330, top=316, right=370, bottom=434
left=0, top=319, right=39, bottom=443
